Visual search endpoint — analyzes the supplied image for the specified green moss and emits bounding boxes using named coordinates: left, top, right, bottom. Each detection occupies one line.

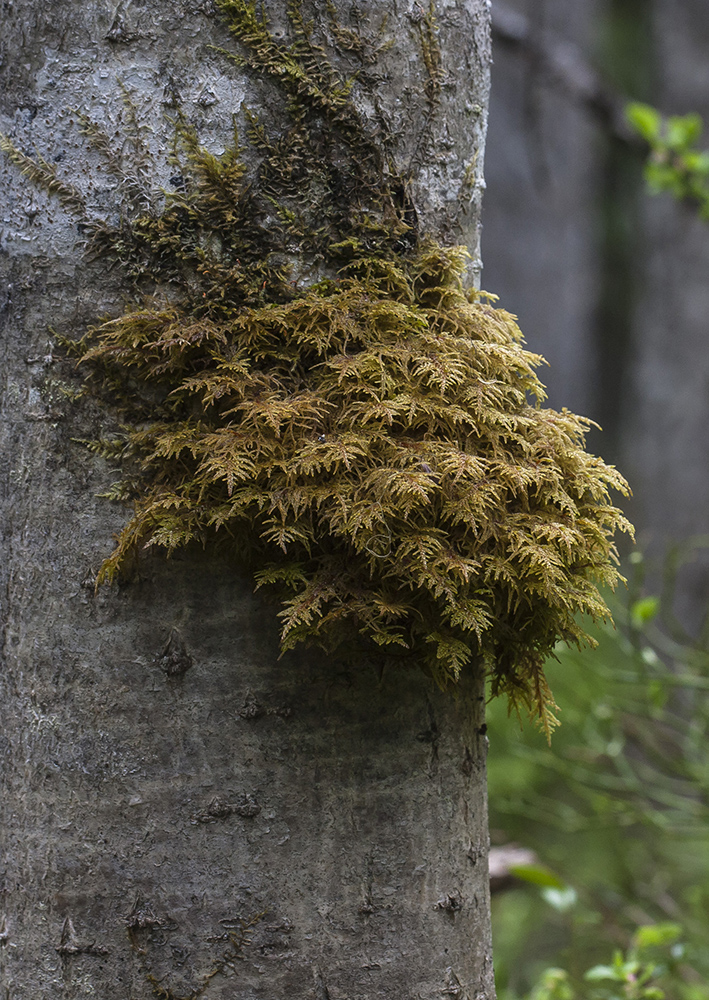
left=1, top=0, right=632, bottom=733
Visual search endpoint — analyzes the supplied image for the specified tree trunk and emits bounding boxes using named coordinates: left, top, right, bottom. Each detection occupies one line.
left=0, top=2, right=494, bottom=997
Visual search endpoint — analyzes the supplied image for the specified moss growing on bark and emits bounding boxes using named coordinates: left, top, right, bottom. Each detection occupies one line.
left=1, top=0, right=632, bottom=732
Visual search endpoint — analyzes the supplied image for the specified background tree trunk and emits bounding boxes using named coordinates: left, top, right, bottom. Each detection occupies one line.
left=483, top=0, right=709, bottom=629
left=0, top=2, right=494, bottom=996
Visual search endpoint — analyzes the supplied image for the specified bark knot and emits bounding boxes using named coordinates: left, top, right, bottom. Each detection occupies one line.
left=157, top=628, right=193, bottom=677
left=434, top=890, right=463, bottom=913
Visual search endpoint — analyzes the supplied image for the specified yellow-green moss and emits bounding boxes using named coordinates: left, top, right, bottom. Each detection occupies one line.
left=1, top=0, right=632, bottom=733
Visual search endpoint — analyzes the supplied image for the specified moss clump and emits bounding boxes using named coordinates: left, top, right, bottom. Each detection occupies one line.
left=1, top=0, right=632, bottom=731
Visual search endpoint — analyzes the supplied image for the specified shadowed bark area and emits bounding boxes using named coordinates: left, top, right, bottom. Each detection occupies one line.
left=0, top=1, right=494, bottom=996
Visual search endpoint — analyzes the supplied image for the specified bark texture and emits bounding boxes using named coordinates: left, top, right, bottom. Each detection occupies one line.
left=0, top=1, right=494, bottom=997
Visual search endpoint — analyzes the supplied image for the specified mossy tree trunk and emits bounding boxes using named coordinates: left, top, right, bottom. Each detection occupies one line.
left=0, top=2, right=494, bottom=997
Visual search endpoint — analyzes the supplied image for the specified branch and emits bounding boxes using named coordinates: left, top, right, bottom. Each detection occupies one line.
left=491, top=3, right=641, bottom=148
left=488, top=844, right=538, bottom=894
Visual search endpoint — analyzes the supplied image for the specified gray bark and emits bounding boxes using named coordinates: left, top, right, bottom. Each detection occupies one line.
left=0, top=1, right=495, bottom=998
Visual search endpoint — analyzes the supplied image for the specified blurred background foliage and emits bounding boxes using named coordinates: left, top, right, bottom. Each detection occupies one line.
left=488, top=546, right=709, bottom=998
left=484, top=1, right=709, bottom=994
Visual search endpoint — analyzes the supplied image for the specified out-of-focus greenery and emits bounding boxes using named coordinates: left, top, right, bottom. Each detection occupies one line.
left=526, top=923, right=689, bottom=1000
left=626, top=103, right=709, bottom=217
left=488, top=546, right=709, bottom=999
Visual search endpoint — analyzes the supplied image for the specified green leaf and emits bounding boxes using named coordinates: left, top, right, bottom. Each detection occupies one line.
left=584, top=963, right=620, bottom=981
left=626, top=102, right=662, bottom=142
left=529, top=968, right=574, bottom=1000
left=666, top=112, right=703, bottom=149
left=509, top=863, right=566, bottom=889
left=630, top=596, right=659, bottom=627
left=633, top=922, right=682, bottom=950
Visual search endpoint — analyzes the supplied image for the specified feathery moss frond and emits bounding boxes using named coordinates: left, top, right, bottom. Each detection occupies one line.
left=0, top=0, right=633, bottom=734
left=0, top=135, right=86, bottom=213
left=77, top=238, right=632, bottom=734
